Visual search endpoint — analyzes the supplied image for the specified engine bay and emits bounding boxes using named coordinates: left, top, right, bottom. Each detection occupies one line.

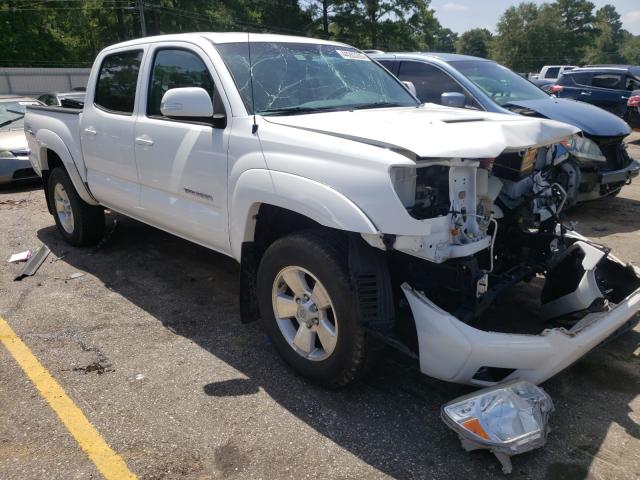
left=388, top=143, right=640, bottom=339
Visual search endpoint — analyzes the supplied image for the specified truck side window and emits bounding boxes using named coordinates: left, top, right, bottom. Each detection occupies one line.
left=148, top=49, right=217, bottom=118
left=543, top=67, right=560, bottom=79
left=94, top=50, right=142, bottom=114
left=397, top=61, right=478, bottom=108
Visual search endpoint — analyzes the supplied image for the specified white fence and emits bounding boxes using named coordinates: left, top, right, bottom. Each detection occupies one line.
left=0, top=68, right=91, bottom=96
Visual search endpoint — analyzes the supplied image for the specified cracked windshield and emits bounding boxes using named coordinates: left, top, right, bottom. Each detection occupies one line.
left=215, top=42, right=417, bottom=115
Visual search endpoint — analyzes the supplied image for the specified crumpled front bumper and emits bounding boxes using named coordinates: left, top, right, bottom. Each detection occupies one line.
left=401, top=266, right=640, bottom=386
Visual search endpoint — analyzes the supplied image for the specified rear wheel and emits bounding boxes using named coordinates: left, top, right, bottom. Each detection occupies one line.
left=48, top=167, right=104, bottom=246
left=257, top=230, right=372, bottom=388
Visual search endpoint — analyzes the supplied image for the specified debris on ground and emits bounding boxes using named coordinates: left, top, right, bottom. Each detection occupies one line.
left=14, top=245, right=50, bottom=281
left=441, top=380, right=554, bottom=474
left=51, top=252, right=68, bottom=263
left=0, top=198, right=28, bottom=208
left=8, top=250, right=32, bottom=263
left=68, top=272, right=85, bottom=280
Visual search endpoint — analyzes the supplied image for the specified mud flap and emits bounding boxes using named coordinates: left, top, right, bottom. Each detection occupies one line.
left=239, top=242, right=260, bottom=323
left=348, top=234, right=395, bottom=334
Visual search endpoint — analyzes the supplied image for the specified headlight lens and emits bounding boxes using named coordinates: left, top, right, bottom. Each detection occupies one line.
left=564, top=134, right=607, bottom=165
left=0, top=150, right=16, bottom=159
left=442, top=380, right=554, bottom=474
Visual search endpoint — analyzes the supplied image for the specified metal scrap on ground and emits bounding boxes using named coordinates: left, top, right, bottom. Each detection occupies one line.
left=14, top=245, right=50, bottom=281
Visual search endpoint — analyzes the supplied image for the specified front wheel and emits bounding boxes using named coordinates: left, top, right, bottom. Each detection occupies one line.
left=257, top=230, right=372, bottom=388
left=48, top=167, right=104, bottom=246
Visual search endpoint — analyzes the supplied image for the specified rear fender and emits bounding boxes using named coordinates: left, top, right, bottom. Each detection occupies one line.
left=35, top=129, right=98, bottom=206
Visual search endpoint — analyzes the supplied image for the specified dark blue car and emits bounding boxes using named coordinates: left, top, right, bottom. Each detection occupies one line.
left=552, top=65, right=640, bottom=118
left=370, top=52, right=639, bottom=203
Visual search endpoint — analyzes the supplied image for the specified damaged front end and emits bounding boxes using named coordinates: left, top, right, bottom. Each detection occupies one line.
left=364, top=140, right=640, bottom=386
left=567, top=133, right=640, bottom=202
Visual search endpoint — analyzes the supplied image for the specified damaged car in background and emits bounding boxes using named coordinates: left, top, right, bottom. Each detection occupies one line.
left=23, top=33, right=640, bottom=471
left=370, top=52, right=639, bottom=203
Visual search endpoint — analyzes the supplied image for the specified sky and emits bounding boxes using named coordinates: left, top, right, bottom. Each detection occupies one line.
left=431, top=0, right=640, bottom=35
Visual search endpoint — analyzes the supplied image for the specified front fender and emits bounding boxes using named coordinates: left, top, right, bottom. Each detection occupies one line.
left=229, top=169, right=379, bottom=260
left=34, top=129, right=98, bottom=206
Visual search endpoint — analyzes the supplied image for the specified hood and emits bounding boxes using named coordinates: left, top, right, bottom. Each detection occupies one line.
left=503, top=98, right=631, bottom=138
left=0, top=129, right=28, bottom=152
left=263, top=105, right=579, bottom=159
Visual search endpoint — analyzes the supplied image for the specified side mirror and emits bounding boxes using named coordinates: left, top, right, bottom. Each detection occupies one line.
left=402, top=81, right=417, bottom=97
left=161, top=87, right=213, bottom=118
left=440, top=92, right=466, bottom=108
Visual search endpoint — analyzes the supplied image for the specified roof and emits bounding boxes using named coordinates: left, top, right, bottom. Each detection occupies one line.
left=103, top=32, right=347, bottom=52
left=369, top=52, right=492, bottom=63
left=567, top=65, right=640, bottom=75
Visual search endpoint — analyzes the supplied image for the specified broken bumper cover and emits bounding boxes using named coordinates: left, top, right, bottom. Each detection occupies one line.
left=401, top=278, right=640, bottom=386
left=599, top=160, right=640, bottom=185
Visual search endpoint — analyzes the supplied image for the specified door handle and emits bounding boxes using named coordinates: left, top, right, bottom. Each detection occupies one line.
left=621, top=96, right=629, bottom=100
left=580, top=91, right=591, bottom=96
left=135, top=135, right=154, bottom=146
left=83, top=126, right=97, bottom=135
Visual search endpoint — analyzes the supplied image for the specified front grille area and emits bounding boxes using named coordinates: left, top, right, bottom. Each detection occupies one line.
left=593, top=137, right=630, bottom=170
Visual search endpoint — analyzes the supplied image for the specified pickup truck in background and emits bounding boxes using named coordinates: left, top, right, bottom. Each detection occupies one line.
left=24, top=33, right=640, bottom=389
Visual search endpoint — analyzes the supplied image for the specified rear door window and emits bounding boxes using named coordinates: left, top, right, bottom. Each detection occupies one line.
left=544, top=67, right=560, bottom=79
left=570, top=72, right=591, bottom=86
left=147, top=48, right=218, bottom=118
left=94, top=50, right=143, bottom=114
left=591, top=73, right=623, bottom=89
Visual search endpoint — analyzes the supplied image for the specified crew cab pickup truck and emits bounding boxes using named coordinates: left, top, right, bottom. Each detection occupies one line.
left=25, top=33, right=640, bottom=388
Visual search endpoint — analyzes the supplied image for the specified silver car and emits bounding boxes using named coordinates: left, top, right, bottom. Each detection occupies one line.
left=0, top=96, right=41, bottom=184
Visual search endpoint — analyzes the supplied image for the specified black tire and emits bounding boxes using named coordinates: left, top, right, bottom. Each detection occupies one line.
left=257, top=230, right=373, bottom=388
left=48, top=167, right=104, bottom=246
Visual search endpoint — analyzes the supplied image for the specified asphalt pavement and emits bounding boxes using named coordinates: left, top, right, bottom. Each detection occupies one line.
left=1, top=134, right=639, bottom=480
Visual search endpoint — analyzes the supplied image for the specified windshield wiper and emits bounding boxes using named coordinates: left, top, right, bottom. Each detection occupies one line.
left=351, top=102, right=407, bottom=110
left=260, top=105, right=346, bottom=116
left=0, top=114, right=24, bottom=128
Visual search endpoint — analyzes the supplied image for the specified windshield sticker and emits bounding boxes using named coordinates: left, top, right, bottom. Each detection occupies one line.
left=335, top=50, right=369, bottom=61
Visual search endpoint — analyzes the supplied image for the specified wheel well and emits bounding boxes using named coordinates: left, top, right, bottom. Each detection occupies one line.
left=253, top=204, right=326, bottom=252
left=42, top=149, right=64, bottom=214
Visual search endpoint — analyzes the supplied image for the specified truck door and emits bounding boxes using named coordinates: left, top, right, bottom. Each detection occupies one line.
left=81, top=49, right=144, bottom=212
left=133, top=44, right=230, bottom=252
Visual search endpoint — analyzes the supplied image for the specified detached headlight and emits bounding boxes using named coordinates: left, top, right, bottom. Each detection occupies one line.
left=564, top=134, right=607, bottom=165
left=442, top=380, right=554, bottom=474
left=0, top=150, right=16, bottom=159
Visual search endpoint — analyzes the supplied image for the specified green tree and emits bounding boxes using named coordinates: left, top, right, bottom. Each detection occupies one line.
left=584, top=4, right=624, bottom=64
left=456, top=28, right=492, bottom=58
left=620, top=35, right=640, bottom=65
left=332, top=0, right=436, bottom=50
left=432, top=27, right=458, bottom=52
left=491, top=2, right=568, bottom=72
left=555, top=0, right=595, bottom=63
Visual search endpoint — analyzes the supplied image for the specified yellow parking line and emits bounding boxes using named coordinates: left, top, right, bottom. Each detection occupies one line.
left=0, top=316, right=137, bottom=480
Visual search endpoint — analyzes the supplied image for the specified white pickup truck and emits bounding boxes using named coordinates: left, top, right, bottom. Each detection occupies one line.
left=25, top=33, right=640, bottom=388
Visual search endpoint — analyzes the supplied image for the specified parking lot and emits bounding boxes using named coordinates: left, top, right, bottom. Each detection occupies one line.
left=0, top=133, right=639, bottom=480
